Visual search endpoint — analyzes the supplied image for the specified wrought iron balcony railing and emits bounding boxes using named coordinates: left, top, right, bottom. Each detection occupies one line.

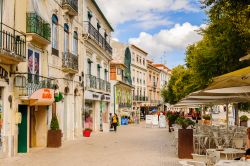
left=13, top=73, right=55, bottom=96
left=0, top=23, right=26, bottom=64
left=86, top=74, right=111, bottom=93
left=26, top=13, right=51, bottom=42
left=119, top=103, right=132, bottom=108
left=87, top=22, right=112, bottom=55
left=134, top=96, right=148, bottom=101
left=62, top=52, right=79, bottom=72
left=62, top=0, right=78, bottom=15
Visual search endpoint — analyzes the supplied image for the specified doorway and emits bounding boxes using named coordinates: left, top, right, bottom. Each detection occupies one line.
left=18, top=105, right=28, bottom=153
left=29, top=106, right=47, bottom=148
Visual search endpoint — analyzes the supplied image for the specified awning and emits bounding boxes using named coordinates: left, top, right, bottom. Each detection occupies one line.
left=23, top=88, right=54, bottom=106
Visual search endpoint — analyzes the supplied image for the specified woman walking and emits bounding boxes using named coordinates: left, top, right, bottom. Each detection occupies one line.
left=112, top=113, right=119, bottom=132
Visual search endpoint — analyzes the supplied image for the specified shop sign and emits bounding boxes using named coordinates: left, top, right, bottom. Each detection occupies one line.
left=29, top=88, right=54, bottom=106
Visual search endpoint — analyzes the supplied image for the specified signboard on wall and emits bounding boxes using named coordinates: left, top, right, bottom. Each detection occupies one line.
left=85, top=91, right=110, bottom=102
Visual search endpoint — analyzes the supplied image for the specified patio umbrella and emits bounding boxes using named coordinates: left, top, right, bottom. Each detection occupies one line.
left=178, top=91, right=250, bottom=131
left=205, top=66, right=250, bottom=93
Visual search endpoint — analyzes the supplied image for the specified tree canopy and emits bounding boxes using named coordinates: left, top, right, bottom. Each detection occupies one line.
left=162, top=0, right=250, bottom=104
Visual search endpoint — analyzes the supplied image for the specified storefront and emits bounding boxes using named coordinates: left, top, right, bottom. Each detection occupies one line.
left=84, top=91, right=110, bottom=132
left=17, top=88, right=54, bottom=153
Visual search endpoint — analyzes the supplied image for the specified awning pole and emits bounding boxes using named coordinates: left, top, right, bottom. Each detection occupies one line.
left=226, top=102, right=229, bottom=132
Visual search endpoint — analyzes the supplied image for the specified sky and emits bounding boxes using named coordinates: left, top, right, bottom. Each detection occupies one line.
left=96, top=0, right=207, bottom=69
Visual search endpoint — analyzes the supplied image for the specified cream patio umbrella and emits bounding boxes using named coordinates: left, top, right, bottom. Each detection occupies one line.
left=177, top=91, right=250, bottom=130
left=205, top=66, right=250, bottom=94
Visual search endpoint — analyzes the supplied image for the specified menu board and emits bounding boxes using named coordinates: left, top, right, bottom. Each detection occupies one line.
left=152, top=115, right=159, bottom=126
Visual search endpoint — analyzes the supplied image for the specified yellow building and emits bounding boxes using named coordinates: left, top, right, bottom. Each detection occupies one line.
left=110, top=41, right=134, bottom=122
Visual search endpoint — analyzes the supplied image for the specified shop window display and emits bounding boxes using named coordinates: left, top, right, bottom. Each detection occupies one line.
left=84, top=102, right=93, bottom=130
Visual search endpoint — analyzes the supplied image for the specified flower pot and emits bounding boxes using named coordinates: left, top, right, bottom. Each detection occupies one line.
left=178, top=129, right=193, bottom=159
left=47, top=130, right=62, bottom=148
left=240, top=121, right=248, bottom=127
left=83, top=130, right=91, bottom=137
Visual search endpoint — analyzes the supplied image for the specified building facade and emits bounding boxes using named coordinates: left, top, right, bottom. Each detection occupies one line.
left=140, top=60, right=161, bottom=119
left=82, top=0, right=113, bottom=133
left=0, top=0, right=113, bottom=158
left=110, top=41, right=133, bottom=122
left=129, top=45, right=148, bottom=120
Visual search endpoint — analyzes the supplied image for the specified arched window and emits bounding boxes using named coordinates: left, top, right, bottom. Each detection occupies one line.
left=52, top=14, right=58, bottom=50
left=72, top=31, right=78, bottom=55
left=64, top=23, right=69, bottom=52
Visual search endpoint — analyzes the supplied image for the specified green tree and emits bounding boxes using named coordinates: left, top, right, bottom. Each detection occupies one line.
left=162, top=1, right=250, bottom=104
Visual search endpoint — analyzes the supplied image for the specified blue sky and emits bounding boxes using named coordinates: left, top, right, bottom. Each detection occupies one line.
left=96, top=0, right=207, bottom=69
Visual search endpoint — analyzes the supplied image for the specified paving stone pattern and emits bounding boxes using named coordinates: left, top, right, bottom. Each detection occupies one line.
left=0, top=123, right=179, bottom=166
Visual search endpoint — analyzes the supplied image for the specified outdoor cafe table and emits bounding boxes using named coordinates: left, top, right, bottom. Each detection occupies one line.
left=215, top=160, right=250, bottom=166
left=206, top=148, right=245, bottom=160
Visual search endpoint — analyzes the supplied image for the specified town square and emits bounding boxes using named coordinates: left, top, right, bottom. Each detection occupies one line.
left=0, top=0, right=249, bottom=166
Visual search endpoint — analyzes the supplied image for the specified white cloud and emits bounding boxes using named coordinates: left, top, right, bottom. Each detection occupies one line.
left=128, top=22, right=204, bottom=60
left=96, top=0, right=199, bottom=29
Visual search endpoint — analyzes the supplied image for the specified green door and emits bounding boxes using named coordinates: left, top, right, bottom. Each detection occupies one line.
left=18, top=105, right=27, bottom=153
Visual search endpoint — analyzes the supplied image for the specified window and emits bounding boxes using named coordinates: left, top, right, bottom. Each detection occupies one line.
left=117, top=68, right=122, bottom=75
left=28, top=48, right=40, bottom=83
left=137, top=56, right=139, bottom=62
left=87, top=59, right=92, bottom=75
left=52, top=14, right=58, bottom=50
left=104, top=69, right=108, bottom=81
left=72, top=31, right=78, bottom=55
left=64, top=23, right=69, bottom=52
left=97, top=64, right=101, bottom=78
left=139, top=58, right=141, bottom=64
left=133, top=77, right=135, bottom=82
left=143, top=58, right=145, bottom=65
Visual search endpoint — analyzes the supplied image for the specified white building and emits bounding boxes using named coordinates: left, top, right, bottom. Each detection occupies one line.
left=129, top=45, right=148, bottom=118
left=82, top=0, right=113, bottom=133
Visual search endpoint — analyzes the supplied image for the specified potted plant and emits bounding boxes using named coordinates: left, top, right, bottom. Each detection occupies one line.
left=167, top=113, right=179, bottom=132
left=47, top=116, right=62, bottom=147
left=176, top=117, right=195, bottom=159
left=83, top=128, right=92, bottom=137
left=240, top=115, right=248, bottom=127
left=203, top=114, right=211, bottom=125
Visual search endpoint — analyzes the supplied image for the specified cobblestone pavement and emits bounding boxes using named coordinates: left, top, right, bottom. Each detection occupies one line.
left=0, top=123, right=179, bottom=166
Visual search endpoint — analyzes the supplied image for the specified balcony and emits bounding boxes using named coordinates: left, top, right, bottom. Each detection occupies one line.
left=0, top=23, right=26, bottom=64
left=62, top=0, right=78, bottom=16
left=119, top=103, right=132, bottom=108
left=134, top=96, right=148, bottom=102
left=26, top=13, right=51, bottom=46
left=13, top=73, right=55, bottom=96
left=62, top=52, right=79, bottom=74
left=86, top=74, right=111, bottom=93
left=87, top=22, right=112, bottom=55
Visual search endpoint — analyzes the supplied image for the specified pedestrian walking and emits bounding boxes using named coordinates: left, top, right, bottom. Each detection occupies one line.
left=112, top=113, right=119, bottom=132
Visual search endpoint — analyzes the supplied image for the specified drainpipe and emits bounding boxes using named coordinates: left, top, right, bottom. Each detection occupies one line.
left=113, top=84, right=116, bottom=114
left=0, top=0, right=3, bottom=30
